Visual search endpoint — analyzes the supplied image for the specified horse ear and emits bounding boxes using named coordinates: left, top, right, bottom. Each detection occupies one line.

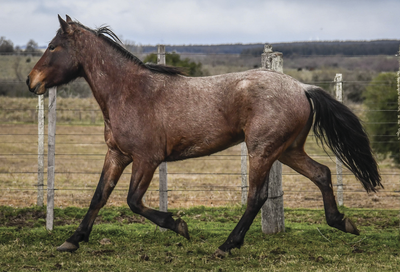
left=58, top=14, right=73, bottom=34
left=66, top=15, right=72, bottom=23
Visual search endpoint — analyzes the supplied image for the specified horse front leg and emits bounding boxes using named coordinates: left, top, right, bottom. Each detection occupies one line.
left=57, top=149, right=132, bottom=252
left=126, top=160, right=190, bottom=239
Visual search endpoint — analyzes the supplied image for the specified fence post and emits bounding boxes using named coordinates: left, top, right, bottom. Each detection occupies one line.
left=46, top=87, right=57, bottom=231
left=37, top=94, right=45, bottom=207
left=397, top=45, right=400, bottom=141
left=260, top=45, right=285, bottom=234
left=240, top=143, right=248, bottom=205
left=334, top=74, right=344, bottom=206
left=157, top=45, right=168, bottom=231
left=397, top=45, right=400, bottom=234
left=91, top=110, right=96, bottom=124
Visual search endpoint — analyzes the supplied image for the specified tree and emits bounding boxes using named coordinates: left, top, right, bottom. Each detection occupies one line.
left=143, top=52, right=207, bottom=77
left=363, top=72, right=399, bottom=164
left=0, top=37, right=14, bottom=53
left=25, top=39, right=38, bottom=53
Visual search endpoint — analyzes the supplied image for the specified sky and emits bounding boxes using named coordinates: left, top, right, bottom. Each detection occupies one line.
left=0, top=0, right=399, bottom=47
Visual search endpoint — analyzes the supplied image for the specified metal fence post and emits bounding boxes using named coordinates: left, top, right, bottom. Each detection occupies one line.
left=334, top=74, right=344, bottom=207
left=46, top=87, right=57, bottom=231
left=157, top=45, right=168, bottom=231
left=37, top=94, right=45, bottom=207
left=260, top=45, right=285, bottom=234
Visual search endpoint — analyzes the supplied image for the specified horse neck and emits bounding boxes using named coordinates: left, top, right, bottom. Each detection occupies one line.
left=78, top=37, right=144, bottom=116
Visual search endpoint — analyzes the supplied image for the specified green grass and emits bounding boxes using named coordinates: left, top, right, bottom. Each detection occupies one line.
left=0, top=206, right=398, bottom=271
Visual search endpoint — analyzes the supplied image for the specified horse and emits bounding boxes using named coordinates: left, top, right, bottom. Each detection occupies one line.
left=27, top=15, right=382, bottom=257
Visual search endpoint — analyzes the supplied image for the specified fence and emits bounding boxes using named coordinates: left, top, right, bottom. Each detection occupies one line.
left=0, top=47, right=399, bottom=229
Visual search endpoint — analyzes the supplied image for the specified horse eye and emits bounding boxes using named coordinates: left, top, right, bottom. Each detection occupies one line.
left=49, top=45, right=56, bottom=51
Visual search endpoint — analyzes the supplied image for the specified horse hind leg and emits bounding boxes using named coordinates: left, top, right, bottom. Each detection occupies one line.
left=279, top=148, right=359, bottom=235
left=126, top=160, right=190, bottom=240
left=215, top=148, right=279, bottom=257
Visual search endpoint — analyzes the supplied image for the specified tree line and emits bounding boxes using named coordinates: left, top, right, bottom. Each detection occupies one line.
left=2, top=36, right=399, bottom=56
left=0, top=37, right=41, bottom=55
left=137, top=40, right=400, bottom=56
left=241, top=40, right=400, bottom=57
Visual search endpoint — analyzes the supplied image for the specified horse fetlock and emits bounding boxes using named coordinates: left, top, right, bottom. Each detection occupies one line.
left=57, top=241, right=79, bottom=252
left=175, top=218, right=190, bottom=240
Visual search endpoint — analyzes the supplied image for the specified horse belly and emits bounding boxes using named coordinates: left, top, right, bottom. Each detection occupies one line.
left=165, top=128, right=244, bottom=161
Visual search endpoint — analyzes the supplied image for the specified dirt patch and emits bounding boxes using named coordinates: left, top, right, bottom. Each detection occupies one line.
left=0, top=210, right=45, bottom=228
left=0, top=209, right=146, bottom=228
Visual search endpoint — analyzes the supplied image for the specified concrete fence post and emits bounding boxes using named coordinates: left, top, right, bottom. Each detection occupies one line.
left=46, top=87, right=57, bottom=231
left=37, top=94, right=45, bottom=207
left=157, top=45, right=168, bottom=231
left=396, top=45, right=400, bottom=141
left=334, top=74, right=344, bottom=207
left=397, top=45, right=400, bottom=232
left=240, top=143, right=248, bottom=205
left=260, top=45, right=285, bottom=234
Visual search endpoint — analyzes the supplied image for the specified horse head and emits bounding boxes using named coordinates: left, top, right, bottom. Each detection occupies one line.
left=27, top=15, right=82, bottom=95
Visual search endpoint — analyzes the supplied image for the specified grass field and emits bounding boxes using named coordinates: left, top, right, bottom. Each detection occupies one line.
left=0, top=206, right=398, bottom=271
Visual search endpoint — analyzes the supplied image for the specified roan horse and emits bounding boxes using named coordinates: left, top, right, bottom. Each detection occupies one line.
left=27, top=15, right=382, bottom=257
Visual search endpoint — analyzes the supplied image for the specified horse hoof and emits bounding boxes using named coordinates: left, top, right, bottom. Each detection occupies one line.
left=57, top=241, right=79, bottom=252
left=176, top=218, right=190, bottom=240
left=344, top=218, right=360, bottom=235
left=213, top=248, right=228, bottom=259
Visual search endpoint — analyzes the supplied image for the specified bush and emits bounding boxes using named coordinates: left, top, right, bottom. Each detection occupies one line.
left=143, top=52, right=207, bottom=77
left=363, top=72, right=399, bottom=164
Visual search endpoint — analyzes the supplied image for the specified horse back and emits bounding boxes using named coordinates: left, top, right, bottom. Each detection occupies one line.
left=154, top=69, right=311, bottom=161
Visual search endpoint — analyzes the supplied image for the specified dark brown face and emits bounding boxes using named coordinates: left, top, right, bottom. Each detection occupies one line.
left=26, top=15, right=81, bottom=95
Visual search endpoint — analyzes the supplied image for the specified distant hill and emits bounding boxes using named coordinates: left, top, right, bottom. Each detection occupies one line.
left=138, top=40, right=400, bottom=56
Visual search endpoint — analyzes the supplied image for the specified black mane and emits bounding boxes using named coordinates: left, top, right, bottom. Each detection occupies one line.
left=68, top=22, right=185, bottom=76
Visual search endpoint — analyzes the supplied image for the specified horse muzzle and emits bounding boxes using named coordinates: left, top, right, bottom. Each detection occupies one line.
left=26, top=73, right=47, bottom=95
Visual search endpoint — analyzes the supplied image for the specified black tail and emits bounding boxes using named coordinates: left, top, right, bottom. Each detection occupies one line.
left=305, top=86, right=382, bottom=193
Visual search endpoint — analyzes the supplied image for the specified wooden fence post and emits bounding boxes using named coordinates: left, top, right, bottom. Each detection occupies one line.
left=46, top=87, right=57, bottom=231
left=157, top=45, right=168, bottom=231
left=260, top=45, right=285, bottom=234
left=334, top=74, right=344, bottom=206
left=37, top=94, right=45, bottom=207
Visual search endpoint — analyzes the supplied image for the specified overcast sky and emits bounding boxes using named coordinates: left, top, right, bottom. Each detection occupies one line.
left=1, top=0, right=399, bottom=47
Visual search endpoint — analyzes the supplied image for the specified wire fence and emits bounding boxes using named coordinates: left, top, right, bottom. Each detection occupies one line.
left=0, top=52, right=399, bottom=210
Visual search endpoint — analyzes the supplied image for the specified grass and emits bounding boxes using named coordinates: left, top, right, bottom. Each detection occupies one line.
left=0, top=206, right=398, bottom=271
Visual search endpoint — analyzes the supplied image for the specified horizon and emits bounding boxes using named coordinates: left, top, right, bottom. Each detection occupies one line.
left=9, top=39, right=399, bottom=51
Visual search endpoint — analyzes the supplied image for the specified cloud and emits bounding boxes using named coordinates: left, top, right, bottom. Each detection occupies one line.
left=1, top=0, right=399, bottom=46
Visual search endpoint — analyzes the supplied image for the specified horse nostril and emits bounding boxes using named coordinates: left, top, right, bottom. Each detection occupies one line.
left=26, top=76, right=30, bottom=87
